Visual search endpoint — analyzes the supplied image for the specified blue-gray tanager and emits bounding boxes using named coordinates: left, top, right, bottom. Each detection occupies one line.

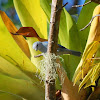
left=33, top=41, right=81, bottom=56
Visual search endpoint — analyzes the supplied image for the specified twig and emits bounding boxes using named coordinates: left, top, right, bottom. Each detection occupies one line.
left=45, top=0, right=63, bottom=100
left=50, top=2, right=68, bottom=11
left=34, top=53, right=43, bottom=58
left=80, top=14, right=100, bottom=31
left=56, top=2, right=68, bottom=12
left=72, top=0, right=92, bottom=8
left=61, top=2, right=68, bottom=9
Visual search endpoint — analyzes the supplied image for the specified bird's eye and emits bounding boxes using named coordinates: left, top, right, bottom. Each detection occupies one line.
left=36, top=44, right=38, bottom=49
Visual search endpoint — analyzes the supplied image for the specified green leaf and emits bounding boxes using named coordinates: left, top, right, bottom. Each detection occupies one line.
left=0, top=72, right=44, bottom=100
left=0, top=56, right=32, bottom=81
left=62, top=9, right=81, bottom=80
left=13, top=0, right=47, bottom=39
left=0, top=10, right=30, bottom=58
left=73, top=41, right=100, bottom=85
left=77, top=0, right=98, bottom=51
left=73, top=5, right=100, bottom=85
left=0, top=14, right=45, bottom=99
left=0, top=16, right=39, bottom=80
left=79, top=63, right=100, bottom=91
left=0, top=92, right=23, bottom=100
left=13, top=0, right=48, bottom=66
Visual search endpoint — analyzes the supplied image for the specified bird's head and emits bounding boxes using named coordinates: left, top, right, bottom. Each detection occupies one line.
left=32, top=41, right=41, bottom=51
left=32, top=41, right=48, bottom=53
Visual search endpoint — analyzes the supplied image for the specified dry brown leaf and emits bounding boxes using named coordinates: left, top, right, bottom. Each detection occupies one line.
left=12, top=27, right=48, bottom=42
left=0, top=10, right=30, bottom=58
left=16, top=27, right=38, bottom=37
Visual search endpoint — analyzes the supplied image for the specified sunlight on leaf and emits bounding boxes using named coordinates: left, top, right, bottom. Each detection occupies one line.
left=73, top=41, right=100, bottom=85
left=13, top=0, right=47, bottom=66
left=79, top=63, right=100, bottom=91
left=0, top=56, right=33, bottom=81
left=73, top=5, right=100, bottom=89
left=63, top=8, right=81, bottom=80
left=0, top=15, right=42, bottom=83
left=0, top=10, right=30, bottom=58
left=86, top=5, right=100, bottom=46
left=13, top=0, right=47, bottom=38
left=0, top=9, right=45, bottom=100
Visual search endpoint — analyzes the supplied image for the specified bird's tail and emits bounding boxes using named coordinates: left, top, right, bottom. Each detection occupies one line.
left=57, top=48, right=81, bottom=56
left=69, top=50, right=81, bottom=56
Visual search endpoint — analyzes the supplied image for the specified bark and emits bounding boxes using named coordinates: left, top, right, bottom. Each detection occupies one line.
left=45, top=0, right=63, bottom=100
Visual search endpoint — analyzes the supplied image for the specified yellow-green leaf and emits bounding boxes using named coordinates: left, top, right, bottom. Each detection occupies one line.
left=0, top=10, right=30, bottom=58
left=79, top=63, right=100, bottom=91
left=0, top=73, right=44, bottom=100
left=0, top=56, right=32, bottom=81
left=73, top=41, right=100, bottom=85
left=0, top=92, right=24, bottom=100
left=77, top=0, right=97, bottom=51
left=13, top=0, right=47, bottom=66
left=73, top=5, right=100, bottom=85
left=0, top=15, right=41, bottom=84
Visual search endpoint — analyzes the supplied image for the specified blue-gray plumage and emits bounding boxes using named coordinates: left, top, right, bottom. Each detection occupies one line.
left=32, top=41, right=81, bottom=56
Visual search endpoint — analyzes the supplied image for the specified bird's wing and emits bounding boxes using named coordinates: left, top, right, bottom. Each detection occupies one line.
left=57, top=44, right=66, bottom=49
left=41, top=41, right=67, bottom=50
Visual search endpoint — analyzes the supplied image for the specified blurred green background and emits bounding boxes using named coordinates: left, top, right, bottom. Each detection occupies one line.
left=0, top=0, right=85, bottom=28
left=0, top=0, right=21, bottom=28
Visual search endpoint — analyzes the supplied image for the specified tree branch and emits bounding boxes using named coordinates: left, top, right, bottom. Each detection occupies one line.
left=45, top=0, right=63, bottom=100
left=80, top=14, right=100, bottom=31
left=72, top=0, right=92, bottom=8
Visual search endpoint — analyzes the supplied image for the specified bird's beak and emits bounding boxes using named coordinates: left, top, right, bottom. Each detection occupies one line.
left=33, top=44, right=38, bottom=51
left=34, top=48, right=38, bottom=51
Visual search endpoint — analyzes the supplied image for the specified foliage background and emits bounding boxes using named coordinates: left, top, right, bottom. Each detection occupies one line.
left=0, top=0, right=99, bottom=100
left=0, top=0, right=85, bottom=26
left=0, top=0, right=21, bottom=27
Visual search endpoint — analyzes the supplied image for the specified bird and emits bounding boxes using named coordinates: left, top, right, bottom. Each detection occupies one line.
left=32, top=41, right=81, bottom=56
